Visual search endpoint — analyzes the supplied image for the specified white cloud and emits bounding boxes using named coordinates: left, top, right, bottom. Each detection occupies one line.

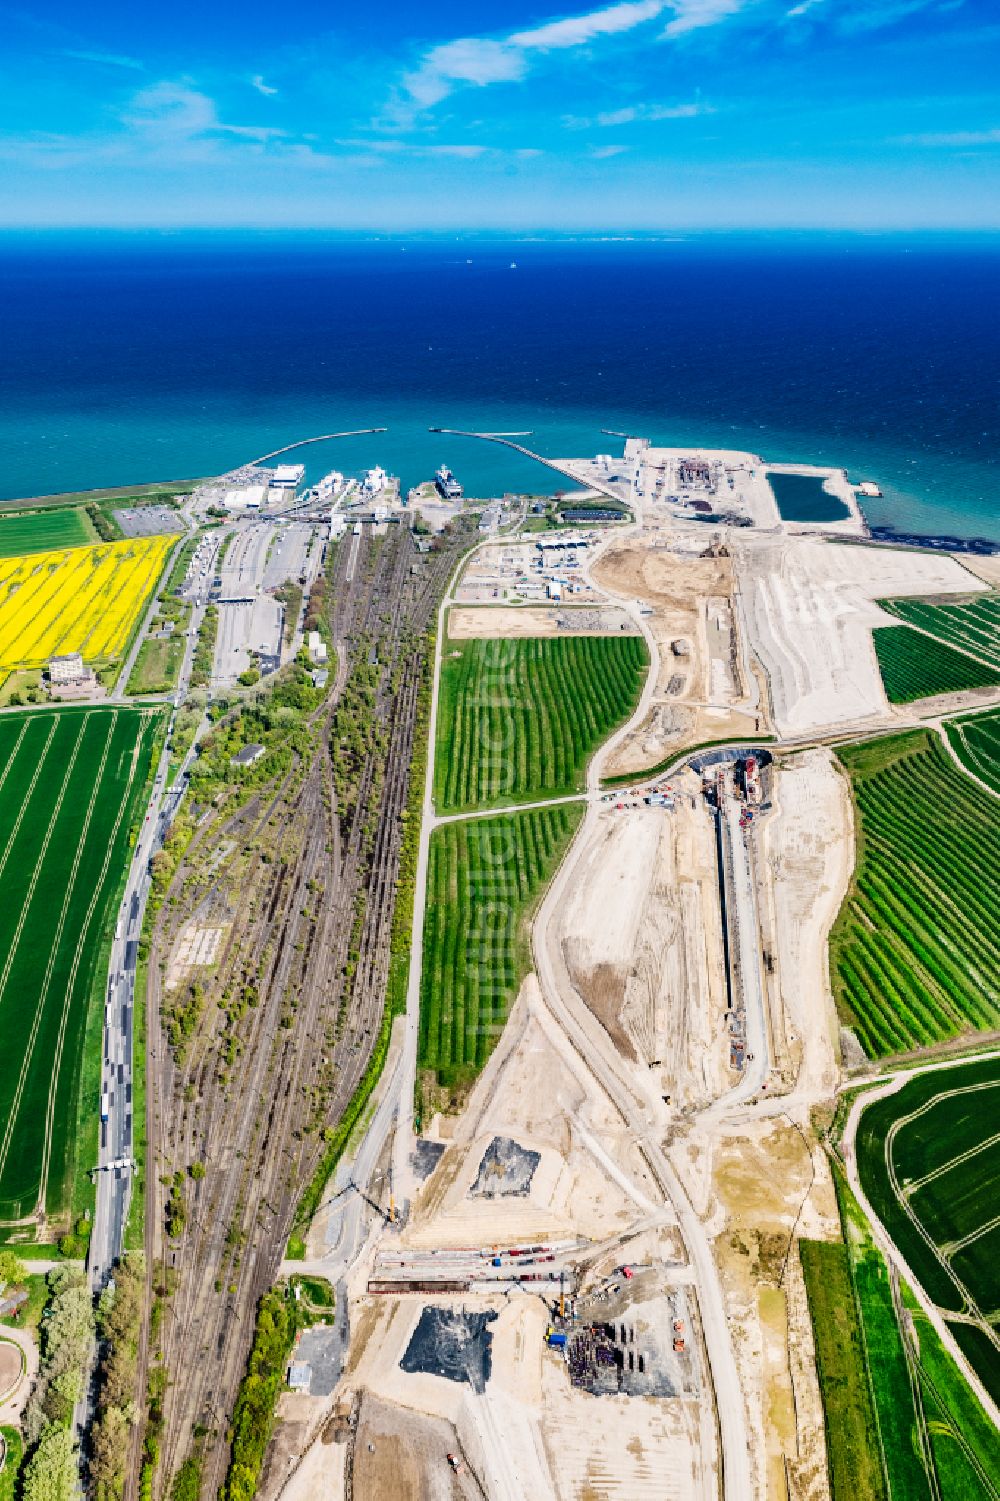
left=661, top=0, right=748, bottom=37
left=394, top=0, right=748, bottom=123
left=251, top=74, right=278, bottom=96
left=595, top=99, right=712, bottom=124
left=63, top=48, right=144, bottom=70
left=122, top=82, right=286, bottom=144
left=591, top=143, right=629, bottom=156
left=401, top=38, right=526, bottom=111
left=510, top=0, right=669, bottom=49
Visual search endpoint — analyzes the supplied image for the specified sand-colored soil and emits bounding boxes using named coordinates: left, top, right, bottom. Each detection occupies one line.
left=406, top=980, right=649, bottom=1247
left=538, top=1359, right=710, bottom=1501
left=165, top=922, right=226, bottom=991
left=556, top=800, right=730, bottom=1108
left=761, top=749, right=852, bottom=1102
left=447, top=606, right=637, bottom=639
left=952, top=554, right=1000, bottom=587
left=708, top=1118, right=839, bottom=1501
left=738, top=536, right=984, bottom=737
left=0, top=1340, right=22, bottom=1401
left=593, top=541, right=762, bottom=774
left=352, top=1391, right=482, bottom=1500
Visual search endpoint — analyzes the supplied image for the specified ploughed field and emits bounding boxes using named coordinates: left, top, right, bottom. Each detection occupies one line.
left=434, top=633, right=647, bottom=813
left=872, top=624, right=1000, bottom=703
left=0, top=504, right=97, bottom=557
left=882, top=592, right=1000, bottom=670
left=856, top=1056, right=1000, bottom=1407
left=946, top=705, right=1000, bottom=795
left=830, top=730, right=1000, bottom=1055
left=419, top=803, right=583, bottom=1087
left=0, top=706, right=162, bottom=1222
left=0, top=535, right=172, bottom=685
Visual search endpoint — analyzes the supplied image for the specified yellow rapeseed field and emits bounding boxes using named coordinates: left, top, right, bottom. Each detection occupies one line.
left=0, top=535, right=173, bottom=678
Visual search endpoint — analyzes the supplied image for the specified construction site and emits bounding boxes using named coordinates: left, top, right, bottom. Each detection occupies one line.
left=127, top=437, right=998, bottom=1501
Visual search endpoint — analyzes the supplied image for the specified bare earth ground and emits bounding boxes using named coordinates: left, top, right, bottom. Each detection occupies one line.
left=951, top=553, right=1000, bottom=587
left=592, top=540, right=763, bottom=775
left=737, top=535, right=984, bottom=738
left=760, top=749, right=852, bottom=1103
left=447, top=606, right=638, bottom=639
left=352, top=1391, right=481, bottom=1501
left=556, top=797, right=730, bottom=1108
left=407, top=976, right=661, bottom=1248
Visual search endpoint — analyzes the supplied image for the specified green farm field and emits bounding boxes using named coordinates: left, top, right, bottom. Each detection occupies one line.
left=419, top=803, right=583, bottom=1089
left=0, top=706, right=163, bottom=1223
left=882, top=593, right=1000, bottom=670
left=799, top=1238, right=887, bottom=1501
left=830, top=730, right=1000, bottom=1055
left=872, top=625, right=1000, bottom=703
left=946, top=705, right=1000, bottom=795
left=810, top=1166, right=999, bottom=1501
left=855, top=1056, right=1000, bottom=1406
left=434, top=633, right=647, bottom=813
left=0, top=505, right=97, bottom=557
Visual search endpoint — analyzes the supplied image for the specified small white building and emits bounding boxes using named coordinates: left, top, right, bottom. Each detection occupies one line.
left=329, top=514, right=347, bottom=540
left=49, top=652, right=87, bottom=685
left=307, top=630, right=328, bottom=664
left=547, top=580, right=562, bottom=601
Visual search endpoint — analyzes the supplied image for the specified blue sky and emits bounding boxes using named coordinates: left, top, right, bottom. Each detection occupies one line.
left=2, top=0, right=999, bottom=228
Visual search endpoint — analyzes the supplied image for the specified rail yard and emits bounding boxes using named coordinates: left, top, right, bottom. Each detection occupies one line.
left=136, top=519, right=472, bottom=1497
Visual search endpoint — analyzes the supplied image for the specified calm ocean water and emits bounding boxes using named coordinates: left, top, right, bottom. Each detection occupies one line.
left=0, top=235, right=997, bottom=543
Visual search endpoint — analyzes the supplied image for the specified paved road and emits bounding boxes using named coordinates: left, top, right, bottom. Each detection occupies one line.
left=89, top=523, right=222, bottom=1292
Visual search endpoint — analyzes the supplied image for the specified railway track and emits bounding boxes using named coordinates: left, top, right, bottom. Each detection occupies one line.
left=133, top=521, right=471, bottom=1498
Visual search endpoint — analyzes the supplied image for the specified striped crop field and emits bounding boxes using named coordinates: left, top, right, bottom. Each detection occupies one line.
left=435, top=633, right=648, bottom=813
left=872, top=624, right=1000, bottom=703
left=945, top=705, right=1000, bottom=795
left=0, top=535, right=172, bottom=684
left=856, top=1055, right=1000, bottom=1406
left=830, top=730, right=1000, bottom=1056
left=0, top=505, right=97, bottom=557
left=0, top=706, right=163, bottom=1223
left=881, top=592, right=1000, bottom=670
left=419, top=803, right=583, bottom=1088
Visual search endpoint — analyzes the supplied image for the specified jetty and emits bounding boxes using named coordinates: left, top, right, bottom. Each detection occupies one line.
left=427, top=428, right=627, bottom=505
left=246, top=428, right=388, bottom=467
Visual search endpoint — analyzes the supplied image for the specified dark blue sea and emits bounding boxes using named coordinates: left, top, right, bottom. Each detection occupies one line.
left=0, top=234, right=998, bottom=543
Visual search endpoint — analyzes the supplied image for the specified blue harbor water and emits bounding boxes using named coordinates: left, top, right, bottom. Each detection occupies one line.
left=0, top=234, right=997, bottom=544
left=767, top=472, right=852, bottom=524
